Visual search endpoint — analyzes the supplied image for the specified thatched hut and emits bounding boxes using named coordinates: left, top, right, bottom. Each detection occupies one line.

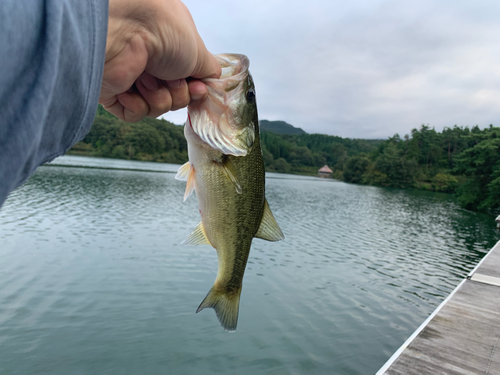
left=318, top=165, right=333, bottom=178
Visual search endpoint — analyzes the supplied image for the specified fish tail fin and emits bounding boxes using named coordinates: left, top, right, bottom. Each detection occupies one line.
left=196, top=286, right=242, bottom=332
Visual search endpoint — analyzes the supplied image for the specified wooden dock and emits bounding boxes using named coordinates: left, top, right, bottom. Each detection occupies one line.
left=378, top=240, right=500, bottom=375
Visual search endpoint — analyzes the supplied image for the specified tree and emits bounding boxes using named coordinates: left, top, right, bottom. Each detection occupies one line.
left=375, top=142, right=417, bottom=188
left=343, top=156, right=371, bottom=183
left=123, top=123, right=165, bottom=155
left=454, top=130, right=500, bottom=211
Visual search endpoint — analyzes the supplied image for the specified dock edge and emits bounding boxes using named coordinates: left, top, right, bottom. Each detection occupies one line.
left=376, top=238, right=500, bottom=374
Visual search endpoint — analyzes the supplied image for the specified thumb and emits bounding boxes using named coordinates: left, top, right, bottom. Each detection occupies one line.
left=192, top=49, right=221, bottom=79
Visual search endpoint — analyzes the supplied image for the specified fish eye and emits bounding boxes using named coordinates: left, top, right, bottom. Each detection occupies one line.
left=246, top=88, right=255, bottom=102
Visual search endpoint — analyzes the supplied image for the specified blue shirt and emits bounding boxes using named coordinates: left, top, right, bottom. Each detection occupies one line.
left=0, top=0, right=108, bottom=207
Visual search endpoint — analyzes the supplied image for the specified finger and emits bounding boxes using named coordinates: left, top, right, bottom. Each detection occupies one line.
left=117, top=88, right=150, bottom=122
left=165, top=79, right=191, bottom=111
left=135, top=73, right=173, bottom=118
left=187, top=79, right=208, bottom=103
left=100, top=97, right=124, bottom=120
left=101, top=86, right=150, bottom=122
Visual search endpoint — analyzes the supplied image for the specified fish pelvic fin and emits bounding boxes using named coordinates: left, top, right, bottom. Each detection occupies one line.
left=196, top=286, right=242, bottom=332
left=255, top=199, right=285, bottom=241
left=182, top=222, right=211, bottom=246
left=175, top=161, right=196, bottom=201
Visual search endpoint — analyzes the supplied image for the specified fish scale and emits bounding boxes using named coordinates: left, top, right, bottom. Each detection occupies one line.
left=176, top=54, right=284, bottom=332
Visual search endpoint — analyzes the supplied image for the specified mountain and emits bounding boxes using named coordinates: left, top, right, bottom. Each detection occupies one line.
left=259, top=120, right=306, bottom=135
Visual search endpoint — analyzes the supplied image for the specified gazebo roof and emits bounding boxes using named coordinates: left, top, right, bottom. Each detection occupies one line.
left=318, top=165, right=333, bottom=173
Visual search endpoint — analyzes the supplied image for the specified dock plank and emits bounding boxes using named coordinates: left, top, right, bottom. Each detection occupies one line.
left=469, top=241, right=500, bottom=279
left=378, top=240, right=500, bottom=375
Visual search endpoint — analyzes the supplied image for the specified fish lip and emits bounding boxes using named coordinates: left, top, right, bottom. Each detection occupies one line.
left=202, top=54, right=250, bottom=83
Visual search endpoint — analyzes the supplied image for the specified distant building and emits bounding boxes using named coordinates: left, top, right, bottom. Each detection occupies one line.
left=318, top=165, right=333, bottom=178
left=496, top=215, right=500, bottom=228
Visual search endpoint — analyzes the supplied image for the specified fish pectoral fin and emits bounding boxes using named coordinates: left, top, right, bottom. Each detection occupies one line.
left=255, top=199, right=285, bottom=242
left=181, top=222, right=211, bottom=246
left=175, top=161, right=191, bottom=181
left=183, top=168, right=196, bottom=201
left=218, top=157, right=242, bottom=194
left=176, top=162, right=196, bottom=201
left=196, top=285, right=242, bottom=332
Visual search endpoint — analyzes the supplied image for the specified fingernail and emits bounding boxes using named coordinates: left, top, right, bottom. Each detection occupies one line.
left=141, top=75, right=159, bottom=91
left=191, top=92, right=205, bottom=101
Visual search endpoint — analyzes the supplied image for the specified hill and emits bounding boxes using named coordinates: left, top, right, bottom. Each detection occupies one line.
left=259, top=120, right=306, bottom=135
left=69, top=106, right=500, bottom=213
left=69, top=107, right=377, bottom=177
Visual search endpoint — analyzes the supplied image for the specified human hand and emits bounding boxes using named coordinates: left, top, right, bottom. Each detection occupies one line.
left=99, top=0, right=221, bottom=122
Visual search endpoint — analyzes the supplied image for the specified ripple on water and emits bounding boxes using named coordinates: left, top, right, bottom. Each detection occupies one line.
left=0, top=159, right=498, bottom=375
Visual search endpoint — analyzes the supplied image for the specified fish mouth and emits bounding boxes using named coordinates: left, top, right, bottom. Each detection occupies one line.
left=202, top=54, right=250, bottom=97
left=187, top=54, right=254, bottom=157
left=206, top=54, right=250, bottom=82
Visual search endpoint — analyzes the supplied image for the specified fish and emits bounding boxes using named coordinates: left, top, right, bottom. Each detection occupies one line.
left=175, top=54, right=284, bottom=332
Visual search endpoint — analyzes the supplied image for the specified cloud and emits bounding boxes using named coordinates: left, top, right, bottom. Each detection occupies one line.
left=162, top=0, right=500, bottom=138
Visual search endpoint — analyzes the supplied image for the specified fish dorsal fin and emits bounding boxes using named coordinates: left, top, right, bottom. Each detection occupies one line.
left=182, top=222, right=211, bottom=246
left=218, top=157, right=242, bottom=194
left=255, top=199, right=285, bottom=241
left=175, top=161, right=196, bottom=201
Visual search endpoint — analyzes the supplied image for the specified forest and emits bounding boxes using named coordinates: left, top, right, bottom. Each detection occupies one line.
left=341, top=124, right=500, bottom=213
left=70, top=106, right=500, bottom=213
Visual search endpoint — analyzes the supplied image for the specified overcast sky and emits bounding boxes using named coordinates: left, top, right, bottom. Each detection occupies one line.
left=161, top=0, right=500, bottom=139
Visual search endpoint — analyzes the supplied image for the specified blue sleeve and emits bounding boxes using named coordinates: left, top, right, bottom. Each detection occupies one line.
left=0, top=0, right=108, bottom=207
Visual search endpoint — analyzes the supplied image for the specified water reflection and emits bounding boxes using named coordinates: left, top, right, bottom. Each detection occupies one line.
left=0, top=157, right=497, bottom=375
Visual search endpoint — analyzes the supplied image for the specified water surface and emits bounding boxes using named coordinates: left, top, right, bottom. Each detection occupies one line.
left=0, top=156, right=497, bottom=374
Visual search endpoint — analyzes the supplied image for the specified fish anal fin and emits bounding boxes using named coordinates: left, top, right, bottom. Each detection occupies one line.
left=196, top=285, right=242, bottom=332
left=255, top=199, right=285, bottom=241
left=218, top=157, right=242, bottom=194
left=182, top=222, right=211, bottom=246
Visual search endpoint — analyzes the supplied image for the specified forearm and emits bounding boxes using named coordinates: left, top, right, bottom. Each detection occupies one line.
left=0, top=0, right=108, bottom=207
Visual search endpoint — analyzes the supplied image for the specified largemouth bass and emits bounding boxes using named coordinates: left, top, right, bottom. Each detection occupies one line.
left=176, top=54, right=284, bottom=331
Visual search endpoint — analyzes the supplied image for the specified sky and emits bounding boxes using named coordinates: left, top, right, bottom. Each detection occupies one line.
left=161, top=0, right=500, bottom=139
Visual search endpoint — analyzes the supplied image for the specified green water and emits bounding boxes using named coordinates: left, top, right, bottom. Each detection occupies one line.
left=0, top=156, right=497, bottom=374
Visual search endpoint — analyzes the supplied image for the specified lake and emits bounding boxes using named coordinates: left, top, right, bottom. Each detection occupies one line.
left=0, top=155, right=498, bottom=374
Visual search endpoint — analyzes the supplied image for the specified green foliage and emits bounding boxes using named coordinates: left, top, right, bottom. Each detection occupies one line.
left=343, top=155, right=371, bottom=183
left=69, top=105, right=188, bottom=164
left=341, top=123, right=500, bottom=213
left=71, top=106, right=499, bottom=213
left=273, top=158, right=292, bottom=173
left=431, top=173, right=458, bottom=193
left=372, top=142, right=416, bottom=188
left=364, top=169, right=389, bottom=186
left=259, top=120, right=306, bottom=134
left=123, top=123, right=165, bottom=154
left=453, top=128, right=500, bottom=211
left=260, top=131, right=380, bottom=174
